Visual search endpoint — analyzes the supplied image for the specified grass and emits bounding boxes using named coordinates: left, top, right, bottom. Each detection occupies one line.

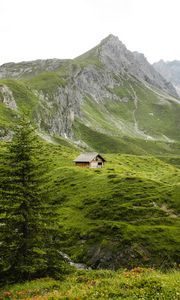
left=33, top=142, right=180, bottom=270
left=1, top=269, right=180, bottom=299
left=133, top=81, right=180, bottom=141
left=0, top=79, right=39, bottom=118
left=74, top=46, right=103, bottom=68
left=0, top=104, right=17, bottom=129
left=1, top=139, right=179, bottom=270
left=27, top=72, right=67, bottom=94
left=0, top=138, right=180, bottom=296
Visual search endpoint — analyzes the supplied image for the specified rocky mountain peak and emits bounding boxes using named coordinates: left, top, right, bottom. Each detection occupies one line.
left=98, top=35, right=133, bottom=74
left=100, top=34, right=123, bottom=47
left=96, top=35, right=178, bottom=97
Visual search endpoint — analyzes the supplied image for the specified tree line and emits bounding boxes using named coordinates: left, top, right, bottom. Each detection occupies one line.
left=0, top=117, right=66, bottom=284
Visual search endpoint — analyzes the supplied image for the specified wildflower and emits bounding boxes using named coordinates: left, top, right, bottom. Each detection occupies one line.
left=3, top=292, right=12, bottom=296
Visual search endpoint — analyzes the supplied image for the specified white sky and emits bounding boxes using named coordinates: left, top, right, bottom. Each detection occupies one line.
left=0, top=0, right=179, bottom=65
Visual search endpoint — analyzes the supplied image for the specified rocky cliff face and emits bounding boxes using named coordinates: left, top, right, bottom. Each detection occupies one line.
left=34, top=85, right=82, bottom=138
left=0, top=84, right=17, bottom=110
left=153, top=60, right=180, bottom=96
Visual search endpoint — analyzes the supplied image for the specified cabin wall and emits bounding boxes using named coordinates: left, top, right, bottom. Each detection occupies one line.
left=90, top=160, right=104, bottom=168
left=75, top=162, right=90, bottom=168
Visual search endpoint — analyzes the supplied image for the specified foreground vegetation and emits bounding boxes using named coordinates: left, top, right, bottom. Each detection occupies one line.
left=1, top=268, right=180, bottom=299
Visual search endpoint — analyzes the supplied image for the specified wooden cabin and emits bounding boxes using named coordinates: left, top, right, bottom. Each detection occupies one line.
left=74, top=152, right=106, bottom=168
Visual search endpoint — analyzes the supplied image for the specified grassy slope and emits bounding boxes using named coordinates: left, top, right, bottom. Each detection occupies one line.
left=1, top=131, right=179, bottom=267
left=0, top=79, right=39, bottom=113
left=1, top=139, right=179, bottom=269
left=1, top=269, right=180, bottom=299
left=73, top=119, right=180, bottom=155
left=0, top=79, right=40, bottom=131
left=0, top=140, right=180, bottom=299
left=27, top=72, right=67, bottom=93
left=37, top=142, right=180, bottom=270
left=133, top=81, right=180, bottom=140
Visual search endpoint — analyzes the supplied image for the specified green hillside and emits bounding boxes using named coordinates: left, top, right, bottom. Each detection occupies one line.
left=0, top=139, right=179, bottom=270
left=18, top=141, right=178, bottom=270
left=79, top=78, right=180, bottom=141
left=73, top=119, right=180, bottom=155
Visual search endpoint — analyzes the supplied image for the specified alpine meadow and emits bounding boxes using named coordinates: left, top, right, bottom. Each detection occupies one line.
left=0, top=34, right=180, bottom=299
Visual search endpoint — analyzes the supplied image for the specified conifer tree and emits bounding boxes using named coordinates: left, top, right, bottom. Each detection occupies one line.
left=0, top=116, right=63, bottom=283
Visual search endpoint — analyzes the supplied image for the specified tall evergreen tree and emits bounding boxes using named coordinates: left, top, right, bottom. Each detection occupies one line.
left=0, top=117, right=63, bottom=283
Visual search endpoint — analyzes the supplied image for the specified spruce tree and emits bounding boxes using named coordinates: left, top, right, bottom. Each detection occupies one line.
left=0, top=116, right=63, bottom=283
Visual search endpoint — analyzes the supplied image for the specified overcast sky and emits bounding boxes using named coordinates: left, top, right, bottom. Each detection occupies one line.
left=0, top=0, right=179, bottom=65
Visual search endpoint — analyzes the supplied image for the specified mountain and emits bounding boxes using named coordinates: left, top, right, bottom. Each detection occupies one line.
left=0, top=34, right=180, bottom=154
left=153, top=59, right=180, bottom=96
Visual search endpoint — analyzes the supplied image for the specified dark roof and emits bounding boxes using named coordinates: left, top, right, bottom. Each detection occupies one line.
left=74, top=152, right=106, bottom=163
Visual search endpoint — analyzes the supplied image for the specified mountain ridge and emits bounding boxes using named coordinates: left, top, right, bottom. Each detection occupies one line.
left=0, top=34, right=178, bottom=97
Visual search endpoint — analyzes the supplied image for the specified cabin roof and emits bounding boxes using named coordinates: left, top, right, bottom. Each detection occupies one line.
left=74, top=152, right=106, bottom=163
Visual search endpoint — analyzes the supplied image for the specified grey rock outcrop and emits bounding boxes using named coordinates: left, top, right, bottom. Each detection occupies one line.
left=73, top=65, right=118, bottom=101
left=0, top=84, right=17, bottom=110
left=153, top=60, right=180, bottom=96
left=34, top=83, right=82, bottom=137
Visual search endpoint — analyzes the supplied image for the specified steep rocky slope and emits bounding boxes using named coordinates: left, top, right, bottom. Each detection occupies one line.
left=0, top=35, right=180, bottom=153
left=153, top=59, right=180, bottom=96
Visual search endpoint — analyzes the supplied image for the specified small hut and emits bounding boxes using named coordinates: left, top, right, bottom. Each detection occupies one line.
left=74, top=152, right=106, bottom=168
